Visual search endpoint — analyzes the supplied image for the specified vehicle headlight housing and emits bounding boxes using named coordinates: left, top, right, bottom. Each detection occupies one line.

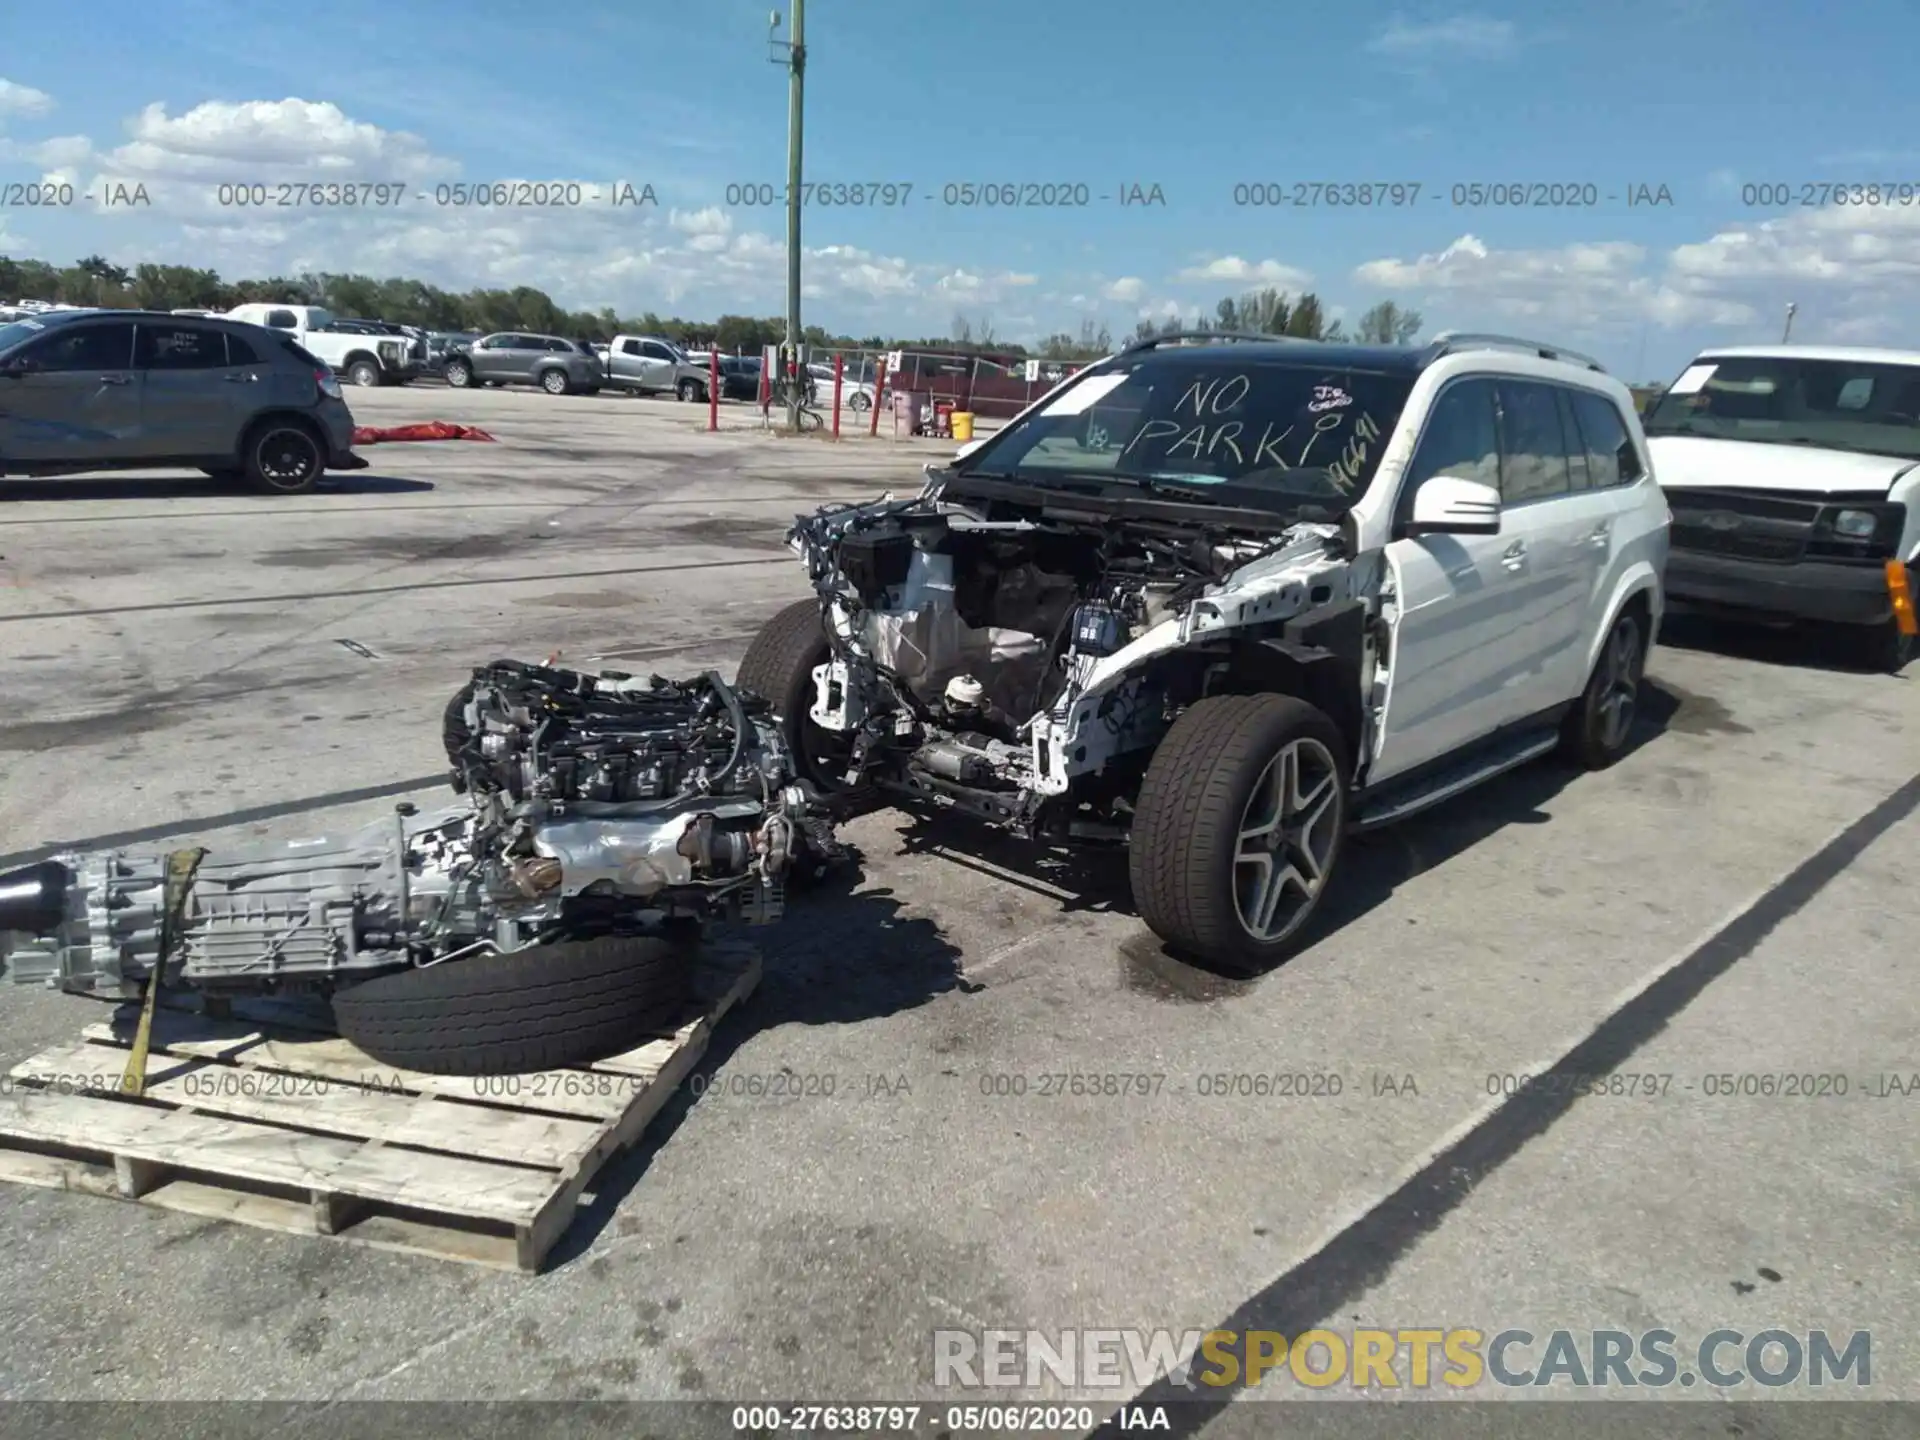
left=1809, top=501, right=1905, bottom=559
left=1832, top=508, right=1877, bottom=538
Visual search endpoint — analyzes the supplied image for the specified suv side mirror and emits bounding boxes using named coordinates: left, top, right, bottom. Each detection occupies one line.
left=1407, top=475, right=1501, bottom=536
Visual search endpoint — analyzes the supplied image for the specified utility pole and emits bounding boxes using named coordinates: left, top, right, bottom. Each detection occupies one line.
left=1781, top=302, right=1797, bottom=343
left=771, top=4, right=806, bottom=429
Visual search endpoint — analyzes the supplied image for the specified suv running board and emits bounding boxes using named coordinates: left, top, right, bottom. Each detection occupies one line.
left=1352, top=730, right=1560, bottom=832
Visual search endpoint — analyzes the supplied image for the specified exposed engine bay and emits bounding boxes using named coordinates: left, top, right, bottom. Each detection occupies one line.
left=788, top=478, right=1386, bottom=839
left=1, top=662, right=843, bottom=999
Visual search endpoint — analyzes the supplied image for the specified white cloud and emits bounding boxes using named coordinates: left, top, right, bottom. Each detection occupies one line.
left=1349, top=205, right=1920, bottom=344
left=1667, top=205, right=1920, bottom=287
left=669, top=205, right=733, bottom=253
left=1104, top=276, right=1146, bottom=302
left=0, top=80, right=54, bottom=119
left=1353, top=232, right=1755, bottom=329
left=105, top=99, right=452, bottom=180
left=935, top=268, right=1037, bottom=301
left=1175, top=255, right=1314, bottom=289
left=1366, top=14, right=1518, bottom=58
left=8, top=135, right=93, bottom=168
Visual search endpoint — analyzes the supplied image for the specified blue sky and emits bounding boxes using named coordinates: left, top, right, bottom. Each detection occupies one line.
left=3, top=0, right=1918, bottom=377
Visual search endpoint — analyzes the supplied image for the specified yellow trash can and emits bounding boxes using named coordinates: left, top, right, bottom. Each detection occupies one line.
left=951, top=411, right=974, bottom=443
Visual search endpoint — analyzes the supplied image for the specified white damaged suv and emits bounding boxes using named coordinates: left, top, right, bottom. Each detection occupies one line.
left=738, top=332, right=1670, bottom=972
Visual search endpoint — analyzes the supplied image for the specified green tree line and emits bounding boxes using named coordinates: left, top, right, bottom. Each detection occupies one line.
left=1, top=253, right=1421, bottom=359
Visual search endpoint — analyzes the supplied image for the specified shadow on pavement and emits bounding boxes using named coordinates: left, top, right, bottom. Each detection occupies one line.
left=0, top=473, right=434, bottom=502
left=1657, top=610, right=1884, bottom=675
left=828, top=681, right=1685, bottom=991
left=550, top=847, right=966, bottom=1267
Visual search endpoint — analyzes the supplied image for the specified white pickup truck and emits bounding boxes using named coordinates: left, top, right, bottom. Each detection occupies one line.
left=222, top=303, right=426, bottom=387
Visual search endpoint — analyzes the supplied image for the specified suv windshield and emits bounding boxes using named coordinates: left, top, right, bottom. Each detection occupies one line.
left=964, top=354, right=1415, bottom=515
left=1643, top=353, right=1920, bottom=461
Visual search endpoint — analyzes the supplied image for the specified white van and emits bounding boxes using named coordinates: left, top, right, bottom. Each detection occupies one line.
left=1645, top=346, right=1920, bottom=671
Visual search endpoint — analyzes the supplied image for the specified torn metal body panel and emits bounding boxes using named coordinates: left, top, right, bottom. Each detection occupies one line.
left=789, top=477, right=1384, bottom=840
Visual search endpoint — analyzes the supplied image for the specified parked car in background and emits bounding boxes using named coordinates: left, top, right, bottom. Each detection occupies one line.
left=1645, top=345, right=1920, bottom=672
left=605, top=334, right=710, bottom=401
left=719, top=355, right=762, bottom=401
left=0, top=307, right=364, bottom=493
left=808, top=360, right=877, bottom=411
left=424, top=331, right=480, bottom=376
left=442, top=333, right=604, bottom=395
left=220, top=303, right=426, bottom=388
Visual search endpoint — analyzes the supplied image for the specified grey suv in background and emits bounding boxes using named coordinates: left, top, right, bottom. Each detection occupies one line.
left=606, top=334, right=710, bottom=400
left=0, top=309, right=363, bottom=494
left=443, top=333, right=604, bottom=395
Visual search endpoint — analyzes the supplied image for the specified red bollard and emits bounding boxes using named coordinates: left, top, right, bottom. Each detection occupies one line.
left=869, top=357, right=888, bottom=437
left=832, top=354, right=843, bottom=438
left=708, top=346, right=719, bottom=432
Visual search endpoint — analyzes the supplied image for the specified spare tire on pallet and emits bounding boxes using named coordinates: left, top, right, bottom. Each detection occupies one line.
left=331, top=933, right=695, bottom=1076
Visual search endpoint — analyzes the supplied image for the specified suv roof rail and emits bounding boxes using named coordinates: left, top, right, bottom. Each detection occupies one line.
left=1118, top=329, right=1300, bottom=355
left=1425, top=330, right=1607, bottom=373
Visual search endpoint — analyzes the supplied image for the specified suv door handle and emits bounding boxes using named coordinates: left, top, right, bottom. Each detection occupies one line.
left=1586, top=521, right=1611, bottom=546
left=223, top=373, right=258, bottom=383
left=98, top=374, right=132, bottom=385
left=1501, top=540, right=1527, bottom=570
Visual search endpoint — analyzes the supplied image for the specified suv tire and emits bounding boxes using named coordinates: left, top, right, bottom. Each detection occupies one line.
left=331, top=933, right=694, bottom=1076
left=242, top=418, right=326, bottom=495
left=736, top=597, right=853, bottom=791
left=677, top=378, right=703, bottom=403
left=444, top=358, right=473, bottom=387
left=540, top=368, right=571, bottom=395
left=346, top=359, right=382, bottom=388
left=1560, top=607, right=1647, bottom=769
left=1130, top=694, right=1349, bottom=975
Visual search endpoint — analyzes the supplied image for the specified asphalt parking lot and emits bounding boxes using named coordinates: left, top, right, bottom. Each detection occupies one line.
left=0, top=382, right=1913, bottom=1426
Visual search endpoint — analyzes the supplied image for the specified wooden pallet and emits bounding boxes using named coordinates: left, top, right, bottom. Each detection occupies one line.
left=0, top=939, right=760, bottom=1272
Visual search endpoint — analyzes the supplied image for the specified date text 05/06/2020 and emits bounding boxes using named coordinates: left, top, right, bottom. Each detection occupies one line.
left=1229, top=181, right=1675, bottom=208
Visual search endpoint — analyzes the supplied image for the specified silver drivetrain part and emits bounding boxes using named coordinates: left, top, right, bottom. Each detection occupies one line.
left=0, top=661, right=841, bottom=999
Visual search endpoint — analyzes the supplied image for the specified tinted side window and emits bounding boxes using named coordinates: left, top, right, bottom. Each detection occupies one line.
left=641, top=341, right=672, bottom=360
left=619, top=339, right=642, bottom=356
left=264, top=309, right=299, bottom=329
left=1402, top=378, right=1501, bottom=519
left=1568, top=390, right=1643, bottom=488
left=1495, top=380, right=1573, bottom=503
left=225, top=330, right=262, bottom=366
left=1554, top=389, right=1591, bottom=491
left=21, top=322, right=137, bottom=370
left=135, top=324, right=226, bottom=369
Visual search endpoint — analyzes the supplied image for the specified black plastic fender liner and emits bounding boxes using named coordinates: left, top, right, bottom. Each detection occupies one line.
left=331, top=933, right=697, bottom=1076
left=0, top=861, right=69, bottom=936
